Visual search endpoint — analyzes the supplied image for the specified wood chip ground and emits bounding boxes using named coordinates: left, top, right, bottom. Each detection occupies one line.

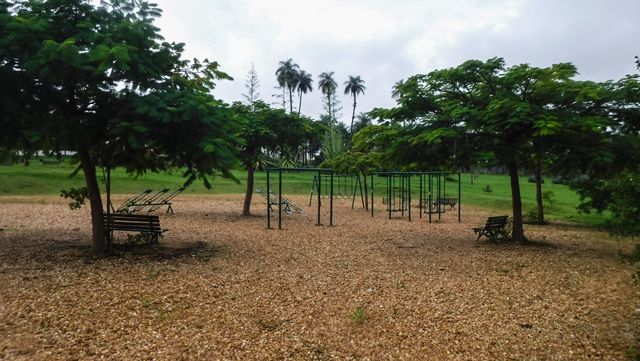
left=0, top=195, right=639, bottom=360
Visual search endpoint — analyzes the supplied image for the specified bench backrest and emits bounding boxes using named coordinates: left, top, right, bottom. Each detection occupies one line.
left=484, top=216, right=509, bottom=229
left=104, top=213, right=161, bottom=232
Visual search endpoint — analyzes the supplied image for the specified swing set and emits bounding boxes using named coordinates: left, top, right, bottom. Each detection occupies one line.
left=308, top=174, right=365, bottom=209
left=370, top=172, right=461, bottom=223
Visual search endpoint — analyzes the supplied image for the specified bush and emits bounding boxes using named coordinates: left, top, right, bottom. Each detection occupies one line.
left=542, top=190, right=556, bottom=209
left=483, top=185, right=492, bottom=193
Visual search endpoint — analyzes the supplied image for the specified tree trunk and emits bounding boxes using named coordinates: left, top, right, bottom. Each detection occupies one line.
left=289, top=87, right=294, bottom=114
left=298, top=91, right=303, bottom=115
left=362, top=171, right=369, bottom=211
left=242, top=163, right=255, bottom=216
left=508, top=160, right=526, bottom=242
left=350, top=94, right=357, bottom=135
left=534, top=153, right=544, bottom=225
left=282, top=87, right=286, bottom=110
left=78, top=143, right=106, bottom=255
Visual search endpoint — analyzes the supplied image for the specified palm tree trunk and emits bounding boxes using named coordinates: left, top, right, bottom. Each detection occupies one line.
left=350, top=94, right=357, bottom=135
left=289, top=87, right=294, bottom=114
left=78, top=142, right=106, bottom=255
left=242, top=163, right=254, bottom=216
left=282, top=87, right=286, bottom=110
left=327, top=93, right=333, bottom=122
left=298, top=90, right=303, bottom=115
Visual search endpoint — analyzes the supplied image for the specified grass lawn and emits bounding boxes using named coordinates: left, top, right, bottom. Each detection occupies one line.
left=0, top=162, right=607, bottom=226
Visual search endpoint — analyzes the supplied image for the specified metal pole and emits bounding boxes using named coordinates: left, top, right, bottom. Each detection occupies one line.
left=309, top=175, right=315, bottom=207
left=408, top=174, right=412, bottom=222
left=330, top=171, right=334, bottom=226
left=438, top=173, right=442, bottom=220
left=401, top=174, right=405, bottom=217
left=388, top=175, right=392, bottom=220
left=371, top=173, right=374, bottom=218
left=278, top=168, right=282, bottom=229
left=458, top=172, right=461, bottom=222
left=419, top=173, right=423, bottom=219
left=267, top=168, right=271, bottom=229
left=428, top=174, right=432, bottom=224
left=317, top=171, right=321, bottom=225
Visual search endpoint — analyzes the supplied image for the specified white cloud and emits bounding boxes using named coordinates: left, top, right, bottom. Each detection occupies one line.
left=150, top=0, right=640, bottom=124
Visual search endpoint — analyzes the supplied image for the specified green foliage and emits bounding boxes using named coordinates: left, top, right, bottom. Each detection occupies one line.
left=605, top=171, right=640, bottom=237
left=322, top=127, right=344, bottom=161
left=321, top=151, right=379, bottom=175
left=350, top=306, right=366, bottom=324
left=125, top=232, right=159, bottom=247
left=542, top=190, right=556, bottom=209
left=60, top=187, right=88, bottom=210
left=1, top=0, right=243, bottom=253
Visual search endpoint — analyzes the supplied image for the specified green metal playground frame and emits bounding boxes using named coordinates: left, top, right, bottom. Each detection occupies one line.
left=265, top=167, right=334, bottom=229
left=370, top=172, right=461, bottom=223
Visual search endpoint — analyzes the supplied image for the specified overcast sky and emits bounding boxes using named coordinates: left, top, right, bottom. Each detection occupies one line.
left=151, top=0, right=640, bottom=124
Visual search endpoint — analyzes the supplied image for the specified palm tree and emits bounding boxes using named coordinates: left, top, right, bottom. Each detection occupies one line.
left=318, top=71, right=337, bottom=121
left=352, top=112, right=372, bottom=135
left=296, top=70, right=313, bottom=115
left=344, top=75, right=366, bottom=135
left=391, top=79, right=405, bottom=99
left=275, top=58, right=300, bottom=113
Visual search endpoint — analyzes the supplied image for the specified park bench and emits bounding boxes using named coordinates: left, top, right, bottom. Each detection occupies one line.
left=435, top=197, right=457, bottom=211
left=473, top=215, right=510, bottom=242
left=104, top=213, right=164, bottom=244
left=256, top=188, right=303, bottom=215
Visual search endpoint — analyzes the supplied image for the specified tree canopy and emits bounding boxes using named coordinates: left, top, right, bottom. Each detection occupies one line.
left=1, top=0, right=242, bottom=254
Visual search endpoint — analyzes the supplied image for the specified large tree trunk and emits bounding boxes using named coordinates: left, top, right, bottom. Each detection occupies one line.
left=242, top=163, right=255, bottom=216
left=362, top=171, right=369, bottom=211
left=508, top=160, right=526, bottom=242
left=298, top=91, right=303, bottom=115
left=78, top=143, right=106, bottom=255
left=534, top=152, right=544, bottom=225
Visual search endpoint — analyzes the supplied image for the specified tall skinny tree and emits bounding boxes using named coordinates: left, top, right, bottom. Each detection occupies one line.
left=318, top=71, right=338, bottom=121
left=296, top=70, right=313, bottom=115
left=344, top=75, right=366, bottom=135
left=242, top=62, right=261, bottom=108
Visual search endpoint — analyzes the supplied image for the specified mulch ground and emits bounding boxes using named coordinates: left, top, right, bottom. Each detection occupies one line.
left=0, top=194, right=638, bottom=360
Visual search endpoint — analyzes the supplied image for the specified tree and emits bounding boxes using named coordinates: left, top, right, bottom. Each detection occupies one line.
left=1, top=0, right=241, bottom=255
left=370, top=58, right=605, bottom=242
left=296, top=69, right=313, bottom=115
left=318, top=71, right=338, bottom=121
left=352, top=112, right=372, bottom=135
left=391, top=80, right=405, bottom=99
left=566, top=71, right=640, bottom=237
left=242, top=62, right=260, bottom=108
left=275, top=58, right=300, bottom=114
left=231, top=101, right=309, bottom=216
left=344, top=75, right=366, bottom=135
